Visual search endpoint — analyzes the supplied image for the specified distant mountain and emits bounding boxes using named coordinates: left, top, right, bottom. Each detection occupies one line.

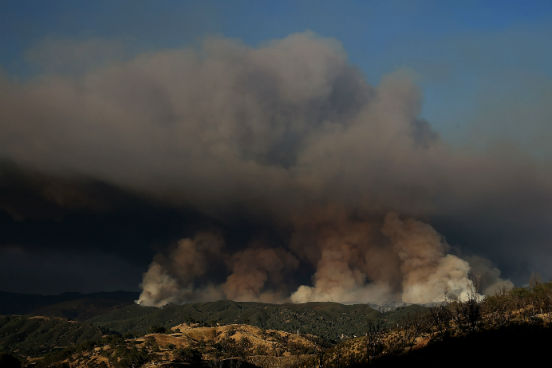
left=0, top=290, right=138, bottom=320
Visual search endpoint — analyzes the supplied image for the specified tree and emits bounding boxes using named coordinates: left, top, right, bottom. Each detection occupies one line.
left=174, top=347, right=202, bottom=363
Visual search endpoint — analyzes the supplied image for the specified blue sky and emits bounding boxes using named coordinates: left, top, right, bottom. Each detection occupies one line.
left=2, top=0, right=552, bottom=149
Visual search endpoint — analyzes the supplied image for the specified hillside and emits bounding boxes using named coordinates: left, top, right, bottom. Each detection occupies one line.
left=318, top=282, right=552, bottom=367
left=4, top=284, right=552, bottom=367
left=87, top=301, right=390, bottom=339
left=368, top=324, right=552, bottom=367
left=0, top=315, right=103, bottom=357
left=0, top=318, right=324, bottom=368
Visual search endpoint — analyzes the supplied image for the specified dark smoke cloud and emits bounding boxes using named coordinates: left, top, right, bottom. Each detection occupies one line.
left=1, top=32, right=549, bottom=303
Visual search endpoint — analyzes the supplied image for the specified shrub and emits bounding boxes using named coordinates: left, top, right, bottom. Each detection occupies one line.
left=174, top=347, right=202, bottom=363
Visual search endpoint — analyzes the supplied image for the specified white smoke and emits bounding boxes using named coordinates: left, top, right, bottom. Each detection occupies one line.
left=289, top=212, right=509, bottom=305
left=137, top=233, right=225, bottom=306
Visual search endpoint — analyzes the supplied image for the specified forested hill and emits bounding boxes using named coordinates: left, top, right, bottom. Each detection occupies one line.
left=0, top=291, right=427, bottom=341
left=88, top=301, right=390, bottom=339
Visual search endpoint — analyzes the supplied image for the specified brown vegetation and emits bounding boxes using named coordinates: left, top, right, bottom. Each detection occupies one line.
left=25, top=322, right=322, bottom=368
left=320, top=282, right=552, bottom=367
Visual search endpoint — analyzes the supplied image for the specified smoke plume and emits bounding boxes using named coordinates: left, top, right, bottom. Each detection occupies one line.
left=138, top=212, right=510, bottom=306
left=2, top=31, right=539, bottom=305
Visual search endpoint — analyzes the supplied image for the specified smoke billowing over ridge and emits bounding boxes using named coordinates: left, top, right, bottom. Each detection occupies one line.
left=137, top=211, right=511, bottom=306
left=4, top=31, right=549, bottom=304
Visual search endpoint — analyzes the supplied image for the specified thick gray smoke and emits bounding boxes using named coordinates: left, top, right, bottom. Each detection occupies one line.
left=1, top=31, right=536, bottom=305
